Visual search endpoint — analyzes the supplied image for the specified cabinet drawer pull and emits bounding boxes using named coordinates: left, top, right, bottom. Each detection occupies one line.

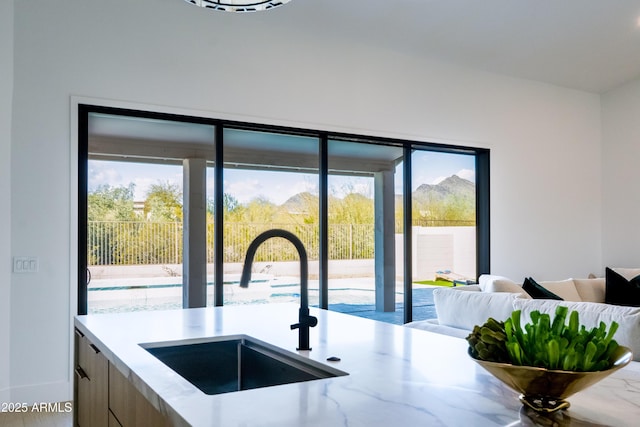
left=89, top=343, right=100, bottom=354
left=75, top=366, right=89, bottom=380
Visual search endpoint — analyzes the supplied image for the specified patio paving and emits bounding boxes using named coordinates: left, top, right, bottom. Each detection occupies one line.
left=324, top=287, right=437, bottom=325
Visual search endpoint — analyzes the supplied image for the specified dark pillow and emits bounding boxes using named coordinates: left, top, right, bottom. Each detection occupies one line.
left=522, top=277, right=563, bottom=300
left=605, top=267, right=640, bottom=307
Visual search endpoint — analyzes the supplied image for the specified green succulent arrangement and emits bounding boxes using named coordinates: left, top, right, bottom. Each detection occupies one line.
left=466, top=305, right=620, bottom=372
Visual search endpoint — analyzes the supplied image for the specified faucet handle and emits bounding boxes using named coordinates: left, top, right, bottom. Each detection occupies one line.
left=290, top=314, right=317, bottom=330
left=304, top=314, right=318, bottom=327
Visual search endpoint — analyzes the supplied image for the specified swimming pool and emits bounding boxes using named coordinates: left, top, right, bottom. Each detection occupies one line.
left=87, top=276, right=383, bottom=314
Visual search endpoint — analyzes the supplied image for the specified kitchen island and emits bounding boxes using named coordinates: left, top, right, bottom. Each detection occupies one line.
left=74, top=303, right=640, bottom=426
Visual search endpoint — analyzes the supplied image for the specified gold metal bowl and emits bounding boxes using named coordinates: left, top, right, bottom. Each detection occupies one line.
left=470, top=346, right=633, bottom=413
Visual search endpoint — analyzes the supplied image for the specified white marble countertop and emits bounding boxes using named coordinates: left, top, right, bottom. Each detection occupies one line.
left=75, top=304, right=640, bottom=426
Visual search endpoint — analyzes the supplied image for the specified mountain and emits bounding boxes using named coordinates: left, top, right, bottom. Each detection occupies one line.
left=281, top=192, right=319, bottom=213
left=279, top=174, right=474, bottom=216
left=413, top=175, right=475, bottom=203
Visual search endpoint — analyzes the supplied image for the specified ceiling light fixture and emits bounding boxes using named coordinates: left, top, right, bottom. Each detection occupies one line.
left=184, top=0, right=291, bottom=13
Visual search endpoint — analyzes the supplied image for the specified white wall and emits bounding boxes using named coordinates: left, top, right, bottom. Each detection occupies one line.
left=10, top=0, right=603, bottom=402
left=601, top=77, right=640, bottom=270
left=0, top=0, right=13, bottom=404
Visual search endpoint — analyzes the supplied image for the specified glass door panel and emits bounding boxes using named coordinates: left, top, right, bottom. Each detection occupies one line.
left=85, top=111, right=215, bottom=313
left=410, top=150, right=477, bottom=321
left=222, top=129, right=319, bottom=305
left=327, top=140, right=403, bottom=322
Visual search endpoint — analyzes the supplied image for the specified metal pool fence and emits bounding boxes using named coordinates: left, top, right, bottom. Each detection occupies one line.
left=87, top=221, right=376, bottom=266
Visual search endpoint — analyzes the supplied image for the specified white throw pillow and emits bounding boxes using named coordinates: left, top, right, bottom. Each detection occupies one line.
left=485, top=279, right=530, bottom=297
left=434, top=288, right=519, bottom=331
left=512, top=298, right=640, bottom=362
left=478, top=274, right=513, bottom=292
left=538, top=279, right=583, bottom=301
left=573, top=278, right=606, bottom=303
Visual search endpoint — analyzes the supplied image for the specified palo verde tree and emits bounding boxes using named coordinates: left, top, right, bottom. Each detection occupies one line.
left=88, top=183, right=136, bottom=222
left=144, top=182, right=183, bottom=222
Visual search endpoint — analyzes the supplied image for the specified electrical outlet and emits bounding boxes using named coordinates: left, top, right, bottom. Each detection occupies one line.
left=13, top=256, right=39, bottom=273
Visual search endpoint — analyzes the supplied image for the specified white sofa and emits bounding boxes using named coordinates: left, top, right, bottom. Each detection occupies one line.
left=406, top=274, right=640, bottom=361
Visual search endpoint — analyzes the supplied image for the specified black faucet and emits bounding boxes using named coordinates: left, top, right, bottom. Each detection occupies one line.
left=239, top=229, right=318, bottom=351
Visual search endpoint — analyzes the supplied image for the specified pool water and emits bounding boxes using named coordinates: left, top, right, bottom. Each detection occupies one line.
left=86, top=277, right=437, bottom=325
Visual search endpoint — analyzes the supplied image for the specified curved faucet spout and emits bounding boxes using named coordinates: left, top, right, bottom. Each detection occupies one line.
left=239, top=229, right=317, bottom=351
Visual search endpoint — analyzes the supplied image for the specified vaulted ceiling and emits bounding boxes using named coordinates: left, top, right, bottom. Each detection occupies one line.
left=270, top=0, right=640, bottom=93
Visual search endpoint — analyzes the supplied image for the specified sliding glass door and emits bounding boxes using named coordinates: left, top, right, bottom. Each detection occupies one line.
left=82, top=109, right=215, bottom=314
left=78, top=105, right=490, bottom=323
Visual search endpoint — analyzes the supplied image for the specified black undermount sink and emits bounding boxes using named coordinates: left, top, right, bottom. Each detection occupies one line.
left=141, top=335, right=347, bottom=395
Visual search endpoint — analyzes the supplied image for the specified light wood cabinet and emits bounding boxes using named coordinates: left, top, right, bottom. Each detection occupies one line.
left=74, top=328, right=171, bottom=427
left=74, top=329, right=108, bottom=427
left=109, top=362, right=171, bottom=427
left=108, top=410, right=123, bottom=427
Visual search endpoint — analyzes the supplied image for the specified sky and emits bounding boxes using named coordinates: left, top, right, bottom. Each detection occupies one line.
left=88, top=151, right=475, bottom=205
left=411, top=151, right=475, bottom=189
